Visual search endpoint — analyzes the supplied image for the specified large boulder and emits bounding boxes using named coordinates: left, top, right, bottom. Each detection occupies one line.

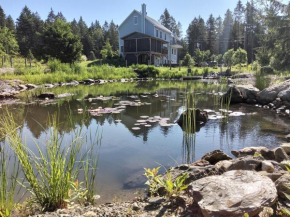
left=177, top=108, right=208, bottom=128
left=274, top=147, right=290, bottom=163
left=201, top=150, right=232, bottom=165
left=278, top=87, right=290, bottom=102
left=231, top=147, right=275, bottom=161
left=190, top=170, right=277, bottom=217
left=257, top=79, right=290, bottom=104
left=221, top=85, right=259, bottom=104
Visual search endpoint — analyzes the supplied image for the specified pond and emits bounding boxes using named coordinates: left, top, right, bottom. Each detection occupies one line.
left=1, top=80, right=290, bottom=204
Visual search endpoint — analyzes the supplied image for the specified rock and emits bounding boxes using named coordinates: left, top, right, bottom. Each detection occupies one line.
left=222, top=86, right=243, bottom=103
left=190, top=170, right=277, bottom=217
left=287, top=134, right=290, bottom=142
left=275, top=174, right=290, bottom=200
left=262, top=161, right=274, bottom=173
left=201, top=150, right=232, bottom=165
left=261, top=66, right=274, bottom=74
left=278, top=87, right=290, bottom=102
left=257, top=79, right=290, bottom=104
left=147, top=197, right=165, bottom=205
left=259, top=171, right=287, bottom=182
left=83, top=79, right=95, bottom=84
left=26, top=83, right=37, bottom=89
left=132, top=202, right=140, bottom=211
left=227, top=156, right=262, bottom=171
left=237, top=84, right=259, bottom=101
left=191, top=159, right=211, bottom=167
left=215, top=160, right=233, bottom=172
left=231, top=147, right=275, bottom=160
left=18, top=84, right=27, bottom=91
left=274, top=147, right=289, bottom=162
left=55, top=93, right=74, bottom=98
left=38, top=92, right=55, bottom=99
left=280, top=160, right=290, bottom=170
left=44, top=84, right=54, bottom=88
left=177, top=108, right=208, bottom=127
left=83, top=211, right=97, bottom=217
left=281, top=143, right=290, bottom=154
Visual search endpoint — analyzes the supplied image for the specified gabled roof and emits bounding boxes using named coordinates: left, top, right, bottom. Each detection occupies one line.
left=118, top=9, right=172, bottom=34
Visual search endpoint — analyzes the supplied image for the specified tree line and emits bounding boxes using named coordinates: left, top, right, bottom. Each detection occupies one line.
left=0, top=6, right=119, bottom=63
left=1, top=1, right=290, bottom=71
left=175, top=0, right=290, bottom=71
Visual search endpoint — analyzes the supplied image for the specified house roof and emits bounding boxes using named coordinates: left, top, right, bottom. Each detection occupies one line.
left=121, top=31, right=168, bottom=43
left=119, top=9, right=172, bottom=34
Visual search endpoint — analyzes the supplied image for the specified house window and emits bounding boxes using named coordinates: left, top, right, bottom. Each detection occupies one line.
left=134, top=16, right=138, bottom=25
left=172, top=49, right=173, bottom=54
left=156, top=30, right=158, bottom=37
left=160, top=31, right=162, bottom=39
left=165, top=34, right=166, bottom=40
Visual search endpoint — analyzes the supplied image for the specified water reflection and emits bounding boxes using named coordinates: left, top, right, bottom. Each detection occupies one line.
left=1, top=80, right=289, bottom=203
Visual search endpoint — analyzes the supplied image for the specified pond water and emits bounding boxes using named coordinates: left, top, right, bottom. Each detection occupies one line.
left=1, top=80, right=290, bottom=203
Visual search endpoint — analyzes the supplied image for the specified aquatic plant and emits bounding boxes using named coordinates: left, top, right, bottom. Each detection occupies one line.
left=0, top=144, right=20, bottom=217
left=0, top=111, right=99, bottom=211
left=220, top=88, right=232, bottom=122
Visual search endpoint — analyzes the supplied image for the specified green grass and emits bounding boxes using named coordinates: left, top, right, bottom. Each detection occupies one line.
left=0, top=110, right=100, bottom=211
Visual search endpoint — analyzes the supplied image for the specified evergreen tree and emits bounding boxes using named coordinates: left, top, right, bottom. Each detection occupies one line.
left=187, top=16, right=206, bottom=56
left=46, top=8, right=56, bottom=24
left=0, top=6, right=6, bottom=28
left=215, top=16, right=223, bottom=54
left=42, top=19, right=82, bottom=63
left=221, top=9, right=234, bottom=54
left=206, top=14, right=217, bottom=54
left=178, top=38, right=188, bottom=61
left=102, top=21, right=109, bottom=41
left=101, top=38, right=114, bottom=59
left=6, top=15, right=15, bottom=32
left=71, top=19, right=80, bottom=35
left=159, top=9, right=171, bottom=29
left=108, top=20, right=119, bottom=51
left=0, top=27, right=18, bottom=55
left=56, top=12, right=66, bottom=21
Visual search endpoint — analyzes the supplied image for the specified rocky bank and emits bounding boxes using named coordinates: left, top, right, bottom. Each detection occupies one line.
left=24, top=145, right=290, bottom=217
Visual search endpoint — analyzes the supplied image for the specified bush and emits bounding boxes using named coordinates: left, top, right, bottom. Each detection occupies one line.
left=132, top=64, right=160, bottom=78
left=182, top=53, right=195, bottom=68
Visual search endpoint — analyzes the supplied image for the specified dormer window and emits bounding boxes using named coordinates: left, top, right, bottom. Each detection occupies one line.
left=160, top=31, right=162, bottom=39
left=134, top=16, right=138, bottom=25
left=156, top=29, right=158, bottom=37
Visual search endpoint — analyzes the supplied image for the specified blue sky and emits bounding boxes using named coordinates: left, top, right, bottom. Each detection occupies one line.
left=0, top=0, right=278, bottom=37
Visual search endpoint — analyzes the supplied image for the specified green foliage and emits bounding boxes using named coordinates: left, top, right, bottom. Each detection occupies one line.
left=156, top=171, right=189, bottom=197
left=182, top=53, right=195, bottom=68
left=101, top=39, right=115, bottom=60
left=0, top=143, right=19, bottom=217
left=132, top=64, right=160, bottom=78
left=88, top=51, right=96, bottom=61
left=233, top=48, right=247, bottom=72
left=0, top=111, right=97, bottom=211
left=194, top=49, right=210, bottom=65
left=223, top=49, right=235, bottom=70
left=43, top=19, right=82, bottom=63
left=0, top=27, right=19, bottom=55
left=144, top=167, right=162, bottom=196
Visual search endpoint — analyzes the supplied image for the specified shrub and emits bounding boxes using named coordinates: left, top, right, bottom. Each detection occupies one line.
left=182, top=53, right=195, bottom=68
left=132, top=64, right=160, bottom=78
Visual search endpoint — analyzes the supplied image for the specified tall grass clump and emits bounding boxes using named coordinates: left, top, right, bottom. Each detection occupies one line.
left=182, top=91, right=197, bottom=164
left=0, top=143, right=20, bottom=217
left=0, top=111, right=99, bottom=211
left=220, top=88, right=232, bottom=122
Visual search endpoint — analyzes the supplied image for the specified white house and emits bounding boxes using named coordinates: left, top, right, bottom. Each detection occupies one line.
left=118, top=4, right=182, bottom=66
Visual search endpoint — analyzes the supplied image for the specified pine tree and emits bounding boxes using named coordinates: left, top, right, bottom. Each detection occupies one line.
left=206, top=14, right=217, bottom=54
left=56, top=12, right=66, bottom=21
left=71, top=19, right=80, bottom=35
left=6, top=15, right=15, bottom=32
left=108, top=20, right=119, bottom=52
left=46, top=8, right=56, bottom=24
left=215, top=16, right=223, bottom=54
left=0, top=6, right=6, bottom=28
left=159, top=9, right=171, bottom=29
left=187, top=16, right=206, bottom=56
left=102, top=21, right=109, bottom=41
left=221, top=9, right=233, bottom=54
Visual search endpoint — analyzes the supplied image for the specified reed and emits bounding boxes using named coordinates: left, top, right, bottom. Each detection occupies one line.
left=220, top=88, right=232, bottom=122
left=0, top=110, right=99, bottom=211
left=0, top=143, right=20, bottom=217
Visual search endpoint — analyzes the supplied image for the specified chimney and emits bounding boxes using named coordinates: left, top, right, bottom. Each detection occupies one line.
left=141, top=4, right=146, bottom=34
